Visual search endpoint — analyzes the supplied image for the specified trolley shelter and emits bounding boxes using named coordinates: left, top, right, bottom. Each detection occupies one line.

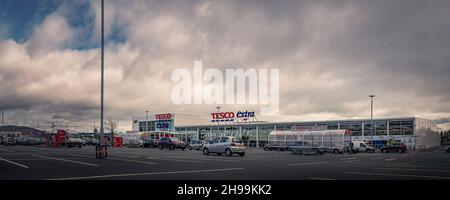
left=267, top=130, right=351, bottom=153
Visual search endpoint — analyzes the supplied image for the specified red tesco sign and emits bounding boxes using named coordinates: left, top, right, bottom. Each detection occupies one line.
left=211, top=112, right=235, bottom=119
left=155, top=113, right=172, bottom=120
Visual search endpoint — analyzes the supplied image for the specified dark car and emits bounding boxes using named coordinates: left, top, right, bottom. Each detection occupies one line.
left=4, top=137, right=17, bottom=146
left=143, top=138, right=159, bottom=148
left=380, top=142, right=407, bottom=153
left=158, top=137, right=186, bottom=150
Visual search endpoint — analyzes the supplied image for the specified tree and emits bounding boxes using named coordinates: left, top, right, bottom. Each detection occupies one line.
left=104, top=120, right=119, bottom=146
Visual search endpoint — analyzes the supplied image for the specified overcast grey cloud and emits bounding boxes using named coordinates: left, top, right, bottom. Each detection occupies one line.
left=1, top=0, right=450, bottom=131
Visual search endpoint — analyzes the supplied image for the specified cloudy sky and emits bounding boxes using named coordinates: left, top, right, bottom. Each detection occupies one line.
left=1, top=0, right=450, bottom=131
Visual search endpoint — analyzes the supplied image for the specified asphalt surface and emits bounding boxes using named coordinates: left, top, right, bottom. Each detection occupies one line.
left=0, top=145, right=449, bottom=180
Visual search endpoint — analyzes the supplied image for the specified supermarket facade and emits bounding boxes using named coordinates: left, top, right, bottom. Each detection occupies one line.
left=131, top=112, right=441, bottom=150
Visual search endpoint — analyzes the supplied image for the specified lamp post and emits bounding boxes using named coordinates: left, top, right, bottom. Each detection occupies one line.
left=99, top=0, right=105, bottom=146
left=369, top=94, right=375, bottom=147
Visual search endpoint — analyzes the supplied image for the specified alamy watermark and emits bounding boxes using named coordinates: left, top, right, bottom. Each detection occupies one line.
left=170, top=61, right=279, bottom=115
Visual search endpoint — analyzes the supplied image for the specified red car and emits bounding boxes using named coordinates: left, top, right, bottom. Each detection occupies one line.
left=380, top=142, right=407, bottom=153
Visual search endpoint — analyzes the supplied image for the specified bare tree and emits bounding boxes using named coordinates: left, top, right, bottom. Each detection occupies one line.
left=104, top=120, right=119, bottom=146
left=104, top=120, right=118, bottom=135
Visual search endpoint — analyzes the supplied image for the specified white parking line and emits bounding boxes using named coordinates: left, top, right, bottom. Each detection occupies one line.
left=385, top=158, right=399, bottom=161
left=0, top=149, right=14, bottom=153
left=346, top=172, right=450, bottom=179
left=109, top=157, right=157, bottom=165
left=47, top=167, right=245, bottom=180
left=0, top=157, right=29, bottom=168
left=32, top=154, right=99, bottom=167
left=372, top=168, right=450, bottom=173
left=146, top=157, right=202, bottom=163
left=309, top=177, right=336, bottom=180
left=341, top=160, right=358, bottom=163
left=392, top=162, right=450, bottom=166
left=339, top=157, right=357, bottom=160
left=68, top=154, right=157, bottom=165
left=288, top=162, right=328, bottom=166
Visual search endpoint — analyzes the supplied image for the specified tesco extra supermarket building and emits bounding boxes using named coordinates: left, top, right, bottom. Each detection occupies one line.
left=131, top=112, right=441, bottom=150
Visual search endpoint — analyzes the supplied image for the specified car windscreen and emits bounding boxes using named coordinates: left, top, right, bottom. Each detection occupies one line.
left=232, top=138, right=243, bottom=143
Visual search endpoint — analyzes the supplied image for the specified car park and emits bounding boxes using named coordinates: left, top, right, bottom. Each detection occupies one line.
left=143, top=138, right=159, bottom=148
left=187, top=141, right=204, bottom=150
left=4, top=137, right=17, bottom=146
left=380, top=142, right=407, bottom=153
left=63, top=133, right=85, bottom=148
left=158, top=137, right=186, bottom=150
left=352, top=141, right=375, bottom=153
left=202, top=136, right=246, bottom=157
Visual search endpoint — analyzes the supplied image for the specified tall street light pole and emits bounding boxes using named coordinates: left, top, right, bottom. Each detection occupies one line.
left=1, top=109, right=3, bottom=125
left=99, top=0, right=105, bottom=146
left=369, top=94, right=375, bottom=147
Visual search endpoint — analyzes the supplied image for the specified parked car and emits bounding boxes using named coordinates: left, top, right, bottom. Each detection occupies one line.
left=158, top=137, right=186, bottom=150
left=187, top=141, right=204, bottom=150
left=4, top=137, right=17, bottom=146
left=63, top=133, right=85, bottom=148
left=202, top=136, right=246, bottom=157
left=445, top=143, right=450, bottom=153
left=143, top=138, right=159, bottom=148
left=352, top=141, right=375, bottom=153
left=380, top=142, right=407, bottom=153
left=83, top=137, right=99, bottom=146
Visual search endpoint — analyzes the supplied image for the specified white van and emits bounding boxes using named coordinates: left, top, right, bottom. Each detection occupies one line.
left=352, top=141, right=374, bottom=153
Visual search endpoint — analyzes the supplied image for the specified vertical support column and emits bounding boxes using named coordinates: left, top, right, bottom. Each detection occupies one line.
left=362, top=122, right=365, bottom=136
left=338, top=123, right=340, bottom=130
left=256, top=126, right=259, bottom=148
left=387, top=121, right=390, bottom=136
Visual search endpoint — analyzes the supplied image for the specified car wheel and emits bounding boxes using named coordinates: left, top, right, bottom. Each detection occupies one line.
left=158, top=144, right=163, bottom=150
left=188, top=146, right=192, bottom=150
left=202, top=148, right=209, bottom=155
left=366, top=149, right=371, bottom=153
left=225, top=148, right=232, bottom=156
left=79, top=145, right=82, bottom=148
left=238, top=152, right=245, bottom=157
left=381, top=149, right=387, bottom=153
left=264, top=147, right=268, bottom=151
left=170, top=145, right=175, bottom=150
left=333, top=149, right=339, bottom=154
left=182, top=147, right=185, bottom=151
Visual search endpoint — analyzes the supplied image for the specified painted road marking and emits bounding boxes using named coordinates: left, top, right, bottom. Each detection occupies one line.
left=309, top=177, right=336, bottom=180
left=32, top=154, right=99, bottom=167
left=68, top=154, right=157, bottom=165
left=0, top=149, right=14, bottom=153
left=108, top=157, right=157, bottom=165
left=385, top=158, right=399, bottom=161
left=288, top=162, right=328, bottom=166
left=146, top=157, right=202, bottom=163
left=392, top=162, right=450, bottom=166
left=373, top=167, right=450, bottom=173
left=0, top=157, right=29, bottom=168
left=341, top=160, right=358, bottom=163
left=47, top=167, right=245, bottom=180
left=346, top=172, right=450, bottom=180
left=385, top=164, right=450, bottom=169
left=339, top=157, right=357, bottom=160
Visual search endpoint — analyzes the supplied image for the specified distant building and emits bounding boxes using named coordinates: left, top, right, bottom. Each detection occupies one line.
left=173, top=117, right=440, bottom=150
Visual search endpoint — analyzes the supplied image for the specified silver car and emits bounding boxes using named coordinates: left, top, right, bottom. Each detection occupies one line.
left=202, top=136, right=246, bottom=157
